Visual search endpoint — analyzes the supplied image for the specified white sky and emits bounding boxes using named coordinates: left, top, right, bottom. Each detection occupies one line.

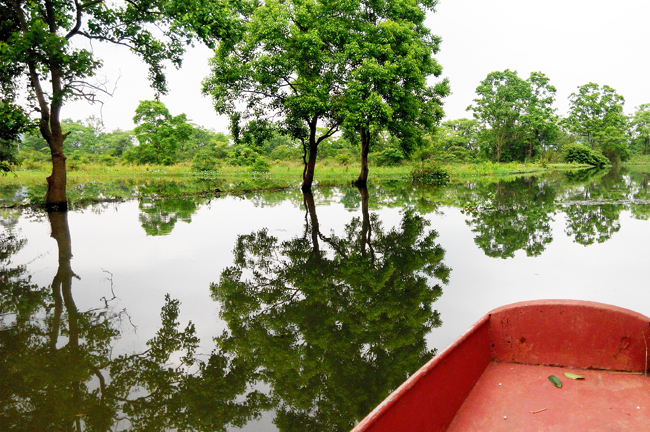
left=64, top=0, right=650, bottom=133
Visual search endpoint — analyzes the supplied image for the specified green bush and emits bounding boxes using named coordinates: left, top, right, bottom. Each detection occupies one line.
left=98, top=154, right=117, bottom=166
left=563, top=143, right=609, bottom=167
left=335, top=148, right=353, bottom=166
left=270, top=145, right=300, bottom=161
left=375, top=148, right=405, bottom=166
left=410, top=161, right=450, bottom=185
left=251, top=155, right=271, bottom=173
left=192, top=149, right=220, bottom=171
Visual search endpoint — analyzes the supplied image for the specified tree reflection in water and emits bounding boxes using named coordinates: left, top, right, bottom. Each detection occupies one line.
left=463, top=177, right=557, bottom=258
left=212, top=187, right=450, bottom=431
left=0, top=213, right=264, bottom=431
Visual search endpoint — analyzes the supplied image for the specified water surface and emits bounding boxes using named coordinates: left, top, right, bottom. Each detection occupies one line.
left=2, top=166, right=650, bottom=431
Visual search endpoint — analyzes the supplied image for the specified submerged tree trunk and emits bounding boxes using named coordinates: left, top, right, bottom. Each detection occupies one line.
left=301, top=117, right=339, bottom=192
left=353, top=128, right=371, bottom=187
left=302, top=120, right=321, bottom=192
left=302, top=139, right=319, bottom=192
left=45, top=132, right=68, bottom=212
left=44, top=64, right=69, bottom=212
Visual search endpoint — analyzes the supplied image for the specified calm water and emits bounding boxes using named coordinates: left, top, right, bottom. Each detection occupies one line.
left=2, top=166, right=650, bottom=431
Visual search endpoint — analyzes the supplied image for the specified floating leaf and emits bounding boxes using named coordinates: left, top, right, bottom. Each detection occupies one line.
left=548, top=375, right=562, bottom=388
left=564, top=372, right=584, bottom=380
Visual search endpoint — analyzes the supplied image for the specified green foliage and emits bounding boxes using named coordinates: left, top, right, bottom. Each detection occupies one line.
left=468, top=70, right=558, bottom=162
left=0, top=100, right=33, bottom=173
left=630, top=104, right=650, bottom=155
left=132, top=100, right=193, bottom=165
left=598, top=126, right=629, bottom=164
left=433, top=118, right=480, bottom=152
left=375, top=147, right=406, bottom=167
left=180, top=125, right=229, bottom=160
left=335, top=0, right=449, bottom=173
left=228, top=145, right=260, bottom=167
left=410, top=161, right=450, bottom=185
left=269, top=144, right=301, bottom=161
left=0, top=139, right=17, bottom=174
left=564, top=83, right=629, bottom=163
left=191, top=149, right=221, bottom=172
left=563, top=143, right=609, bottom=167
left=251, top=155, right=271, bottom=173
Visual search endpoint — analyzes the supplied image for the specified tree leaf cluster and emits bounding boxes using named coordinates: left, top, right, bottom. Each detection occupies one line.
left=468, top=70, right=558, bottom=162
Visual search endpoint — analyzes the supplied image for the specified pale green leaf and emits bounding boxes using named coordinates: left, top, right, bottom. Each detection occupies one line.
left=564, top=372, right=584, bottom=380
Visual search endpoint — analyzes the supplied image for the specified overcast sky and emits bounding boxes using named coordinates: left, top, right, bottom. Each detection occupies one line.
left=64, top=0, right=650, bottom=133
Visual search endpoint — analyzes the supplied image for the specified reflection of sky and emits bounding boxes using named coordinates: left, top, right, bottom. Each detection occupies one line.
left=428, top=206, right=650, bottom=351
left=12, top=193, right=650, bottom=359
left=10, top=196, right=405, bottom=358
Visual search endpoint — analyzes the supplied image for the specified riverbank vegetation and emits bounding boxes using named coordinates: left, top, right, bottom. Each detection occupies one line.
left=2, top=0, right=650, bottom=209
left=5, top=76, right=648, bottom=184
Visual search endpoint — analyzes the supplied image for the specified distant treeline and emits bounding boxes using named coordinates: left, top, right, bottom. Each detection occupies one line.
left=7, top=72, right=650, bottom=172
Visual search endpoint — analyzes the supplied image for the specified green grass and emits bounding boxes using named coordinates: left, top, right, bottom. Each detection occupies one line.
left=1, top=160, right=590, bottom=208
left=626, top=154, right=650, bottom=165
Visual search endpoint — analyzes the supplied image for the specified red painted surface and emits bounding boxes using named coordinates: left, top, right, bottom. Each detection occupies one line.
left=350, top=314, right=491, bottom=432
left=489, top=300, right=650, bottom=371
left=351, top=300, right=650, bottom=432
left=446, top=362, right=650, bottom=431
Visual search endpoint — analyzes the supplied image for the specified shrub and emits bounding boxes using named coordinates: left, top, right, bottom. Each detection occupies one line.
left=270, top=145, right=300, bottom=161
left=251, top=155, right=271, bottom=173
left=375, top=148, right=405, bottom=166
left=98, top=154, right=117, bottom=166
left=563, top=143, right=609, bottom=167
left=410, top=161, right=450, bottom=185
left=335, top=149, right=353, bottom=166
left=192, top=149, right=220, bottom=172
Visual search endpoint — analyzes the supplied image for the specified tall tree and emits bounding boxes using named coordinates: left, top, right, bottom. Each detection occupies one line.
left=203, top=0, right=349, bottom=191
left=338, top=0, right=448, bottom=186
left=564, top=83, right=627, bottom=151
left=131, top=100, right=193, bottom=165
left=0, top=0, right=232, bottom=210
left=468, top=70, right=528, bottom=161
left=468, top=70, right=557, bottom=162
left=435, top=118, right=480, bottom=152
left=520, top=72, right=558, bottom=160
left=631, top=104, right=650, bottom=155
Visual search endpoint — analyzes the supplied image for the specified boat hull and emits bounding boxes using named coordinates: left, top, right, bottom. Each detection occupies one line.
left=351, top=300, right=650, bottom=432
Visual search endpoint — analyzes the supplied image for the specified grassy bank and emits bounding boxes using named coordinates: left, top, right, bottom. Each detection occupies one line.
left=1, top=160, right=589, bottom=208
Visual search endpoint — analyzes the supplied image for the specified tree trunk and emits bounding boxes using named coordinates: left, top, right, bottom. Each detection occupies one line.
left=353, top=128, right=370, bottom=187
left=301, top=124, right=319, bottom=192
left=45, top=132, right=68, bottom=212
left=44, top=63, right=68, bottom=212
